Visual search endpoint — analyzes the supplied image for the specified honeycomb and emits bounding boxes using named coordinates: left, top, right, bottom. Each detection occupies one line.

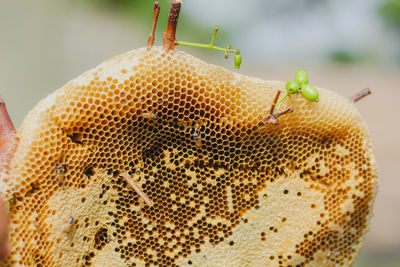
left=0, top=46, right=377, bottom=266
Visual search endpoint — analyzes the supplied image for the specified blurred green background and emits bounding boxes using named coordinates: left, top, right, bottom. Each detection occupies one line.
left=0, top=0, right=399, bottom=266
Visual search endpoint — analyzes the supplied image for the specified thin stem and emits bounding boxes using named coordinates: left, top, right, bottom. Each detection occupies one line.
left=350, top=88, right=371, bottom=103
left=147, top=2, right=160, bottom=50
left=274, top=92, right=289, bottom=111
left=261, top=91, right=293, bottom=125
left=176, top=25, right=239, bottom=57
left=162, top=0, right=182, bottom=52
left=121, top=172, right=153, bottom=206
left=176, top=41, right=239, bottom=54
left=268, top=90, right=281, bottom=115
left=274, top=107, right=293, bottom=118
left=209, top=26, right=219, bottom=47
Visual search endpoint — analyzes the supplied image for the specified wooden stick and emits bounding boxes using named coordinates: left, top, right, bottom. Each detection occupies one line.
left=350, top=88, right=371, bottom=103
left=274, top=107, right=294, bottom=118
left=268, top=90, right=281, bottom=115
left=147, top=2, right=160, bottom=50
left=121, top=172, right=153, bottom=206
left=262, top=91, right=293, bottom=125
left=162, top=0, right=182, bottom=52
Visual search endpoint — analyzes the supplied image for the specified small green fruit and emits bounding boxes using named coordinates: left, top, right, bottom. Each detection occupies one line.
left=285, top=80, right=300, bottom=95
left=301, top=84, right=319, bottom=102
left=295, top=70, right=308, bottom=85
left=234, top=54, right=242, bottom=69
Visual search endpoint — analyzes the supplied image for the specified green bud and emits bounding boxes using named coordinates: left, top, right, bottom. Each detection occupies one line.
left=295, top=69, right=308, bottom=86
left=285, top=80, right=300, bottom=95
left=301, top=84, right=319, bottom=102
left=234, top=54, right=242, bottom=69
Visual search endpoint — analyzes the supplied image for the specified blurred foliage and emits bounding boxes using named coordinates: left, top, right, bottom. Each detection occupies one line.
left=69, top=0, right=399, bottom=65
left=380, top=0, right=400, bottom=25
left=70, top=0, right=221, bottom=45
left=329, top=50, right=360, bottom=64
left=353, top=252, right=400, bottom=267
left=73, top=0, right=171, bottom=24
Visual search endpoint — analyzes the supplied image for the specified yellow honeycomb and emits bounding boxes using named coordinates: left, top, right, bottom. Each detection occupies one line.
left=0, top=46, right=377, bottom=266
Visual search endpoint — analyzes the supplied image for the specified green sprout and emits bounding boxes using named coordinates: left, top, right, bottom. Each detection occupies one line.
left=285, top=80, right=300, bottom=95
left=234, top=54, right=242, bottom=70
left=275, top=70, right=319, bottom=110
left=294, top=69, right=309, bottom=86
left=176, top=27, right=242, bottom=69
left=301, top=84, right=319, bottom=102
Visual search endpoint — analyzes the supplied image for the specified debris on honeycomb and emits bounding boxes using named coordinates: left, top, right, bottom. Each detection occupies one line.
left=0, top=46, right=377, bottom=266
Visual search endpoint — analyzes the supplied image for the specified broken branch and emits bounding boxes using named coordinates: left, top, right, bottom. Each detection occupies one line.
left=147, top=2, right=160, bottom=50
left=162, top=0, right=182, bottom=52
left=273, top=107, right=294, bottom=118
left=121, top=172, right=153, bottom=206
left=268, top=91, right=281, bottom=116
left=350, top=88, right=371, bottom=103
left=261, top=91, right=293, bottom=125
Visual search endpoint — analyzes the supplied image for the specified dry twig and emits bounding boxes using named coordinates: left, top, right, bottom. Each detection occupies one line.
left=350, top=88, right=371, bottom=103
left=147, top=2, right=160, bottom=50
left=261, top=91, right=293, bottom=125
left=121, top=172, right=153, bottom=206
left=162, top=0, right=182, bottom=52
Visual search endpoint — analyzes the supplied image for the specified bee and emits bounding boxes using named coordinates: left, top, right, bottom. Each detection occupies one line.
left=192, top=119, right=204, bottom=147
left=193, top=131, right=202, bottom=147
left=142, top=112, right=157, bottom=120
left=193, top=131, right=201, bottom=140
left=56, top=165, right=66, bottom=185
left=63, top=216, right=74, bottom=233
